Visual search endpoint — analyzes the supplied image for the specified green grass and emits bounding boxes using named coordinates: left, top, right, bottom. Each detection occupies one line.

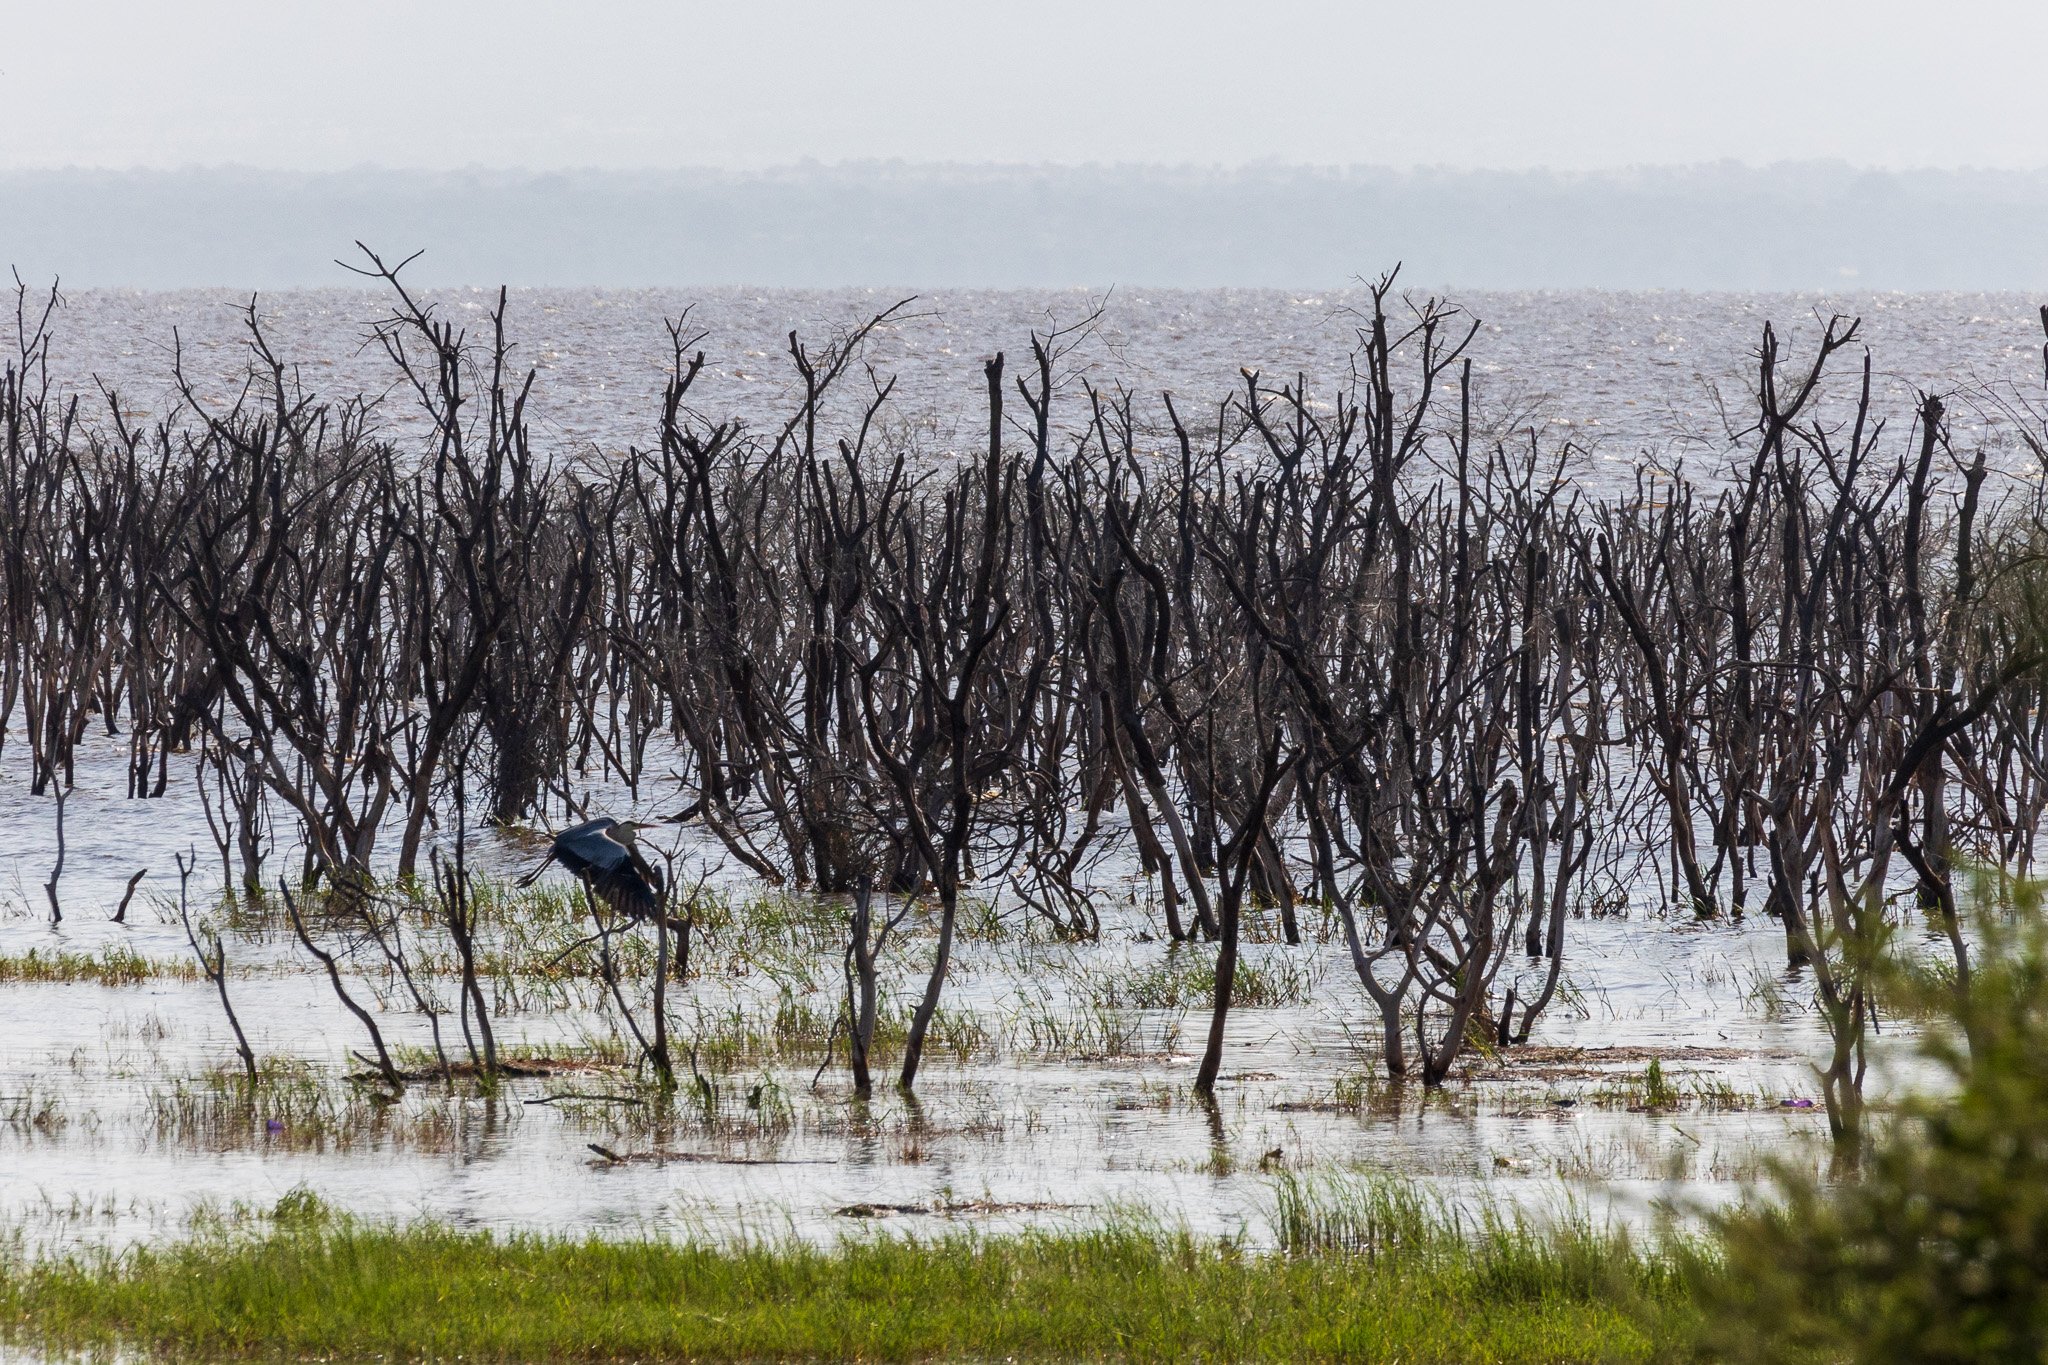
left=144, top=1059, right=506, bottom=1153
left=0, top=1207, right=1689, bottom=1362
left=1082, top=949, right=1318, bottom=1011
left=0, top=943, right=194, bottom=985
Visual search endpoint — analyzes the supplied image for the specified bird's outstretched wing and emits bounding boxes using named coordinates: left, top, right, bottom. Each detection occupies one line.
left=515, top=817, right=608, bottom=889
left=588, top=864, right=663, bottom=922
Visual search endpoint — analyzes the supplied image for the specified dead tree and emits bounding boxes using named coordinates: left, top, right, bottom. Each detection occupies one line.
left=858, top=355, right=1045, bottom=1091
left=175, top=849, right=257, bottom=1083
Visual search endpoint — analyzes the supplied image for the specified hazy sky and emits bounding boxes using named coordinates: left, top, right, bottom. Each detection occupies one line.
left=7, top=0, right=2048, bottom=172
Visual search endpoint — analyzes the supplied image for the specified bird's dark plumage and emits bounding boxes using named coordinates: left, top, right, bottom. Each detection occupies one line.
left=519, top=817, right=665, bottom=921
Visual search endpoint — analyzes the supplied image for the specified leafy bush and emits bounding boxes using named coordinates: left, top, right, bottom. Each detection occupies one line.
left=1690, top=882, right=2048, bottom=1362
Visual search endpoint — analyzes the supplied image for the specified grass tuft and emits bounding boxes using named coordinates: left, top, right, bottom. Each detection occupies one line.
left=0, top=944, right=194, bottom=985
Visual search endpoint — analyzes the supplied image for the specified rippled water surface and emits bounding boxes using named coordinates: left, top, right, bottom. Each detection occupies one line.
left=38, top=285, right=2048, bottom=472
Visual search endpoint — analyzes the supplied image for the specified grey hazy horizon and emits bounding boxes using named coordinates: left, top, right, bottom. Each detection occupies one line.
left=9, top=161, right=2048, bottom=292
left=11, top=2, right=2048, bottom=291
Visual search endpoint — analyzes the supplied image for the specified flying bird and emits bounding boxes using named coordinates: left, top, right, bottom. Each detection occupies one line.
left=518, top=817, right=666, bottom=922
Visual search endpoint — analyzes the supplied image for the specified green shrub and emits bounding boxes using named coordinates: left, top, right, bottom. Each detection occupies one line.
left=1690, top=885, right=2048, bottom=1362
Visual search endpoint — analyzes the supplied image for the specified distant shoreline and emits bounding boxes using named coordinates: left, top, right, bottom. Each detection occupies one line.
left=7, top=161, right=2048, bottom=291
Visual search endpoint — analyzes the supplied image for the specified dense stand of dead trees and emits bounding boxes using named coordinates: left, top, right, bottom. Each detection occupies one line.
left=6, top=260, right=2048, bottom=1139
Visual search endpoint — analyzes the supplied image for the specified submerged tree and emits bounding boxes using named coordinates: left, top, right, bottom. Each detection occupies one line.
left=4, top=260, right=2047, bottom=1121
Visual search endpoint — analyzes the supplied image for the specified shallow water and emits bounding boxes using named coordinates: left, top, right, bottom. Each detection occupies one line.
left=0, top=284, right=2012, bottom=1254
left=0, top=709, right=1893, bottom=1255
left=0, top=896, right=1851, bottom=1253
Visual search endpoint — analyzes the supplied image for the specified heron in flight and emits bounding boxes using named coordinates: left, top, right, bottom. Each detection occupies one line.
left=521, top=818, right=664, bottom=918
left=519, top=817, right=689, bottom=971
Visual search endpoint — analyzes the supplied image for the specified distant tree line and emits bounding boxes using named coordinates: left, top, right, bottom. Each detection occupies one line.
left=10, top=163, right=2048, bottom=288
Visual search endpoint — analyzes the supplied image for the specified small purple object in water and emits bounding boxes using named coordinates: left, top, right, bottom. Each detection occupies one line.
left=1779, top=1098, right=1816, bottom=1109
left=266, top=1119, right=286, bottom=1133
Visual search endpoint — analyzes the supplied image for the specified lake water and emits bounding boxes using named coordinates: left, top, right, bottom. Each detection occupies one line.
left=35, top=285, right=2048, bottom=476
left=0, top=285, right=2028, bottom=1254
